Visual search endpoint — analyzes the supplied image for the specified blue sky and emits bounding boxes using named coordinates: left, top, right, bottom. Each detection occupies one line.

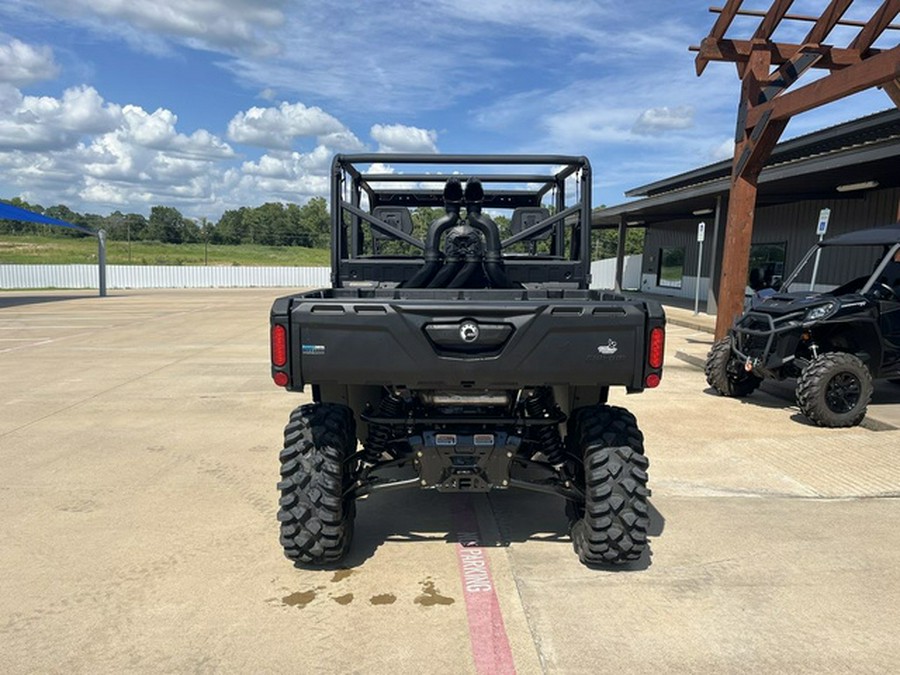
left=0, top=0, right=895, bottom=220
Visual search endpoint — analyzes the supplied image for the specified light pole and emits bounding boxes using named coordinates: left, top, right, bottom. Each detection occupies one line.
left=98, top=229, right=107, bottom=297
left=202, top=217, right=209, bottom=265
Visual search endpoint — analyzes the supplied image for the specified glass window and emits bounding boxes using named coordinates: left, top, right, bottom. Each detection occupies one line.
left=748, top=242, right=786, bottom=291
left=657, top=247, right=684, bottom=289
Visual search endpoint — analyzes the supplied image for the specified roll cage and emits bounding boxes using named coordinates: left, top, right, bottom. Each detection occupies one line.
left=780, top=225, right=900, bottom=295
left=330, top=154, right=593, bottom=289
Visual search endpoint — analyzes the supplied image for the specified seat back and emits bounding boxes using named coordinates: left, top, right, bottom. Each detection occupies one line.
left=510, top=207, right=551, bottom=241
left=371, top=206, right=414, bottom=240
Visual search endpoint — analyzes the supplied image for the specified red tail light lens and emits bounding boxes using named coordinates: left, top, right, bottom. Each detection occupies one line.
left=271, top=324, right=287, bottom=367
left=273, top=371, right=289, bottom=387
left=645, top=373, right=661, bottom=388
left=648, top=327, right=665, bottom=369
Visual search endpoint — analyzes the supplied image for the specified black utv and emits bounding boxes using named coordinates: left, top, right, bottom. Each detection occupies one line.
left=270, top=155, right=665, bottom=567
left=706, top=224, right=900, bottom=427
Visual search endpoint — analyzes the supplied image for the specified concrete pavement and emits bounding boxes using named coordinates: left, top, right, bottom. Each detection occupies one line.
left=1, top=289, right=898, bottom=674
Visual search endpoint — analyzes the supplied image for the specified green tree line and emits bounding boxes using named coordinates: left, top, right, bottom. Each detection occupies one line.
left=1, top=197, right=644, bottom=257
left=0, top=197, right=331, bottom=248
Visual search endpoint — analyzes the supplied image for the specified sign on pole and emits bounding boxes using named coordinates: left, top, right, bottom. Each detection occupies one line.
left=816, top=208, right=831, bottom=236
left=810, top=208, right=831, bottom=291
left=694, top=222, right=705, bottom=315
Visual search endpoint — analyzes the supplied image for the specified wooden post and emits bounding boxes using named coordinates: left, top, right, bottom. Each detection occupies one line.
left=714, top=45, right=772, bottom=338
left=714, top=173, right=756, bottom=337
left=694, top=0, right=900, bottom=336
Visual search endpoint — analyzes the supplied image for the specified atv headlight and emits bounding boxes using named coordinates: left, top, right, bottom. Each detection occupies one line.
left=804, top=301, right=837, bottom=323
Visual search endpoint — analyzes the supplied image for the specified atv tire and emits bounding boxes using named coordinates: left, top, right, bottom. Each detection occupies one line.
left=705, top=336, right=762, bottom=397
left=277, top=403, right=357, bottom=564
left=796, top=352, right=873, bottom=428
left=567, top=405, right=650, bottom=566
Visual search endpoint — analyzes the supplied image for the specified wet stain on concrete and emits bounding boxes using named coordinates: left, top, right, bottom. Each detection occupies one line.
left=58, top=499, right=98, bottom=513
left=332, top=593, right=354, bottom=605
left=331, top=569, right=354, bottom=583
left=414, top=580, right=454, bottom=607
left=369, top=593, right=396, bottom=606
left=282, top=590, right=316, bottom=608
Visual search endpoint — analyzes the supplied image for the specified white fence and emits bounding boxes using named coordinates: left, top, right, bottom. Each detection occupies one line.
left=590, top=255, right=643, bottom=291
left=0, top=264, right=330, bottom=290
left=4, top=259, right=642, bottom=291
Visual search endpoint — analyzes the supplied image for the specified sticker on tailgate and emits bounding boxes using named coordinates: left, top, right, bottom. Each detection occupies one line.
left=302, top=344, right=326, bottom=355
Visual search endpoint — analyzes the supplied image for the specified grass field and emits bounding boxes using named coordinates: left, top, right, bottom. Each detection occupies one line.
left=0, top=235, right=329, bottom=266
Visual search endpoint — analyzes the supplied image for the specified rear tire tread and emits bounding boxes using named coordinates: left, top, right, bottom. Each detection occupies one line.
left=567, top=405, right=650, bottom=566
left=278, top=403, right=356, bottom=564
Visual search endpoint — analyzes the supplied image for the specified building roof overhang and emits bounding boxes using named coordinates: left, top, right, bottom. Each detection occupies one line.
left=593, top=109, right=900, bottom=228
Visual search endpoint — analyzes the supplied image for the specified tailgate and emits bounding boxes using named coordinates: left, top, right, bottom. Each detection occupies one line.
left=286, top=296, right=659, bottom=390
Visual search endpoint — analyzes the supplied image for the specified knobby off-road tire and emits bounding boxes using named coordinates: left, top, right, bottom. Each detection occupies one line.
left=567, top=405, right=650, bottom=566
left=796, top=352, right=873, bottom=428
left=278, top=403, right=357, bottom=564
left=705, top=335, right=762, bottom=397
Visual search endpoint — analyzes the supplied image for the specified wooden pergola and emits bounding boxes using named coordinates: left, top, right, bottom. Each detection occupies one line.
left=692, top=0, right=900, bottom=338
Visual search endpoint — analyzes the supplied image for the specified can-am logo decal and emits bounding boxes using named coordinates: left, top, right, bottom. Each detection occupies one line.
left=459, top=322, right=480, bottom=343
left=597, top=339, right=618, bottom=355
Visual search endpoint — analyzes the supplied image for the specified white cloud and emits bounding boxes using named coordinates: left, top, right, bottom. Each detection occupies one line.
left=0, top=37, right=59, bottom=86
left=318, top=130, right=365, bottom=152
left=632, top=106, right=695, bottom=135
left=0, top=85, right=122, bottom=151
left=220, top=3, right=502, bottom=113
left=119, top=105, right=234, bottom=159
left=242, top=146, right=332, bottom=178
left=227, top=102, right=347, bottom=150
left=74, top=104, right=235, bottom=203
left=427, top=0, right=611, bottom=44
left=710, top=137, right=735, bottom=161
left=20, top=0, right=286, bottom=54
left=231, top=162, right=330, bottom=204
left=371, top=124, right=438, bottom=154
left=0, top=82, right=238, bottom=215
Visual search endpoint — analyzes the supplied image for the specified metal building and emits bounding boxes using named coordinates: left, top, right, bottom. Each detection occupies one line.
left=593, top=108, right=900, bottom=313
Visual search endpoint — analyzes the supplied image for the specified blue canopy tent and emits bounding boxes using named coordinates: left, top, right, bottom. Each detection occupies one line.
left=0, top=201, right=94, bottom=234
left=0, top=201, right=107, bottom=296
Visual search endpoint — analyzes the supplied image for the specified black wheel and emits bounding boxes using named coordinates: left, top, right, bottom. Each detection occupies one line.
left=566, top=405, right=650, bottom=566
left=796, top=353, right=873, bottom=428
left=277, top=403, right=357, bottom=564
left=705, top=335, right=762, bottom=397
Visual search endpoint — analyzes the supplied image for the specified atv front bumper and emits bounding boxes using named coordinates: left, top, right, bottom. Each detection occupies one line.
left=731, top=310, right=803, bottom=374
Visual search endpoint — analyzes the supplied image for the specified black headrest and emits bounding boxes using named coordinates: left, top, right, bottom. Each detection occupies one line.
left=510, top=207, right=551, bottom=240
left=371, top=206, right=414, bottom=240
